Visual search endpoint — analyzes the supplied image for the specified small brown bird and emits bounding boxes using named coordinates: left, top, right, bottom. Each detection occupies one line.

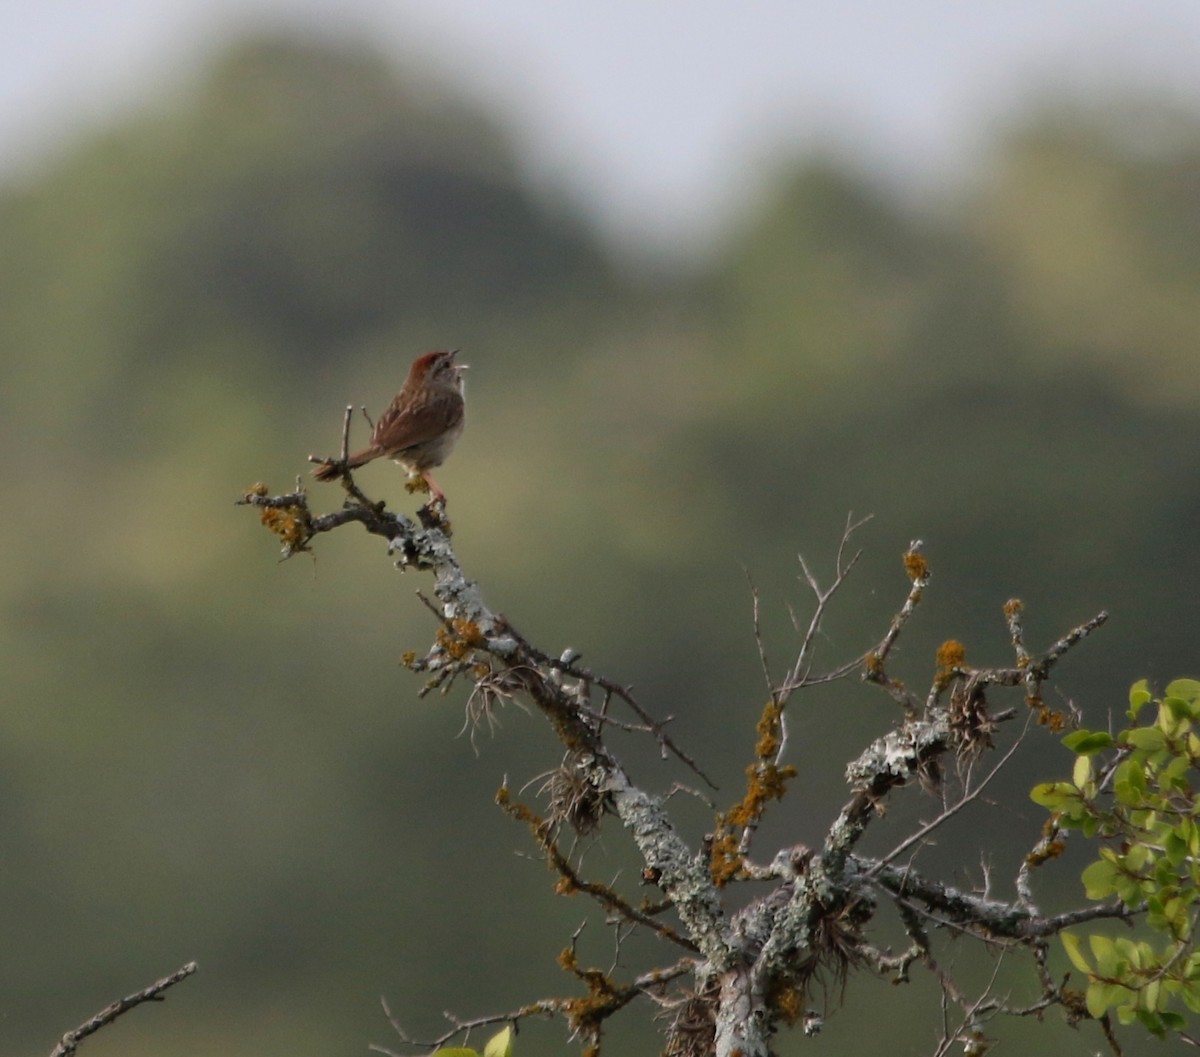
left=312, top=349, right=467, bottom=502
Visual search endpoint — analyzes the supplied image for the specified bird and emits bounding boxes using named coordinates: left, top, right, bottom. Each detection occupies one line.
left=311, top=349, right=466, bottom=502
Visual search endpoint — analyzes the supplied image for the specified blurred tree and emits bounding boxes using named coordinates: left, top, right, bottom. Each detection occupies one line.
left=974, top=103, right=1200, bottom=405
left=0, top=34, right=620, bottom=457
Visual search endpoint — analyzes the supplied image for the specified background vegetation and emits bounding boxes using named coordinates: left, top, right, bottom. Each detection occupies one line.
left=3, top=32, right=1199, bottom=1056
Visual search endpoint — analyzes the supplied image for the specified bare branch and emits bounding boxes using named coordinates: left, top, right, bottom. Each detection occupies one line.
left=48, top=962, right=198, bottom=1057
left=775, top=512, right=871, bottom=702
left=743, top=569, right=775, bottom=698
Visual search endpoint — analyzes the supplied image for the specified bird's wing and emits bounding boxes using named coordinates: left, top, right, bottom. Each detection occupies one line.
left=372, top=395, right=463, bottom=455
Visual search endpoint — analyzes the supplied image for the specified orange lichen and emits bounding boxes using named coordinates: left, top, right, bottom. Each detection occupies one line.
left=496, top=786, right=542, bottom=829
left=754, top=700, right=784, bottom=758
left=709, top=701, right=797, bottom=886
left=556, top=947, right=636, bottom=1046
left=1025, top=839, right=1066, bottom=867
left=903, top=550, right=929, bottom=582
left=1037, top=706, right=1067, bottom=732
left=252, top=495, right=311, bottom=552
left=708, top=832, right=744, bottom=888
left=934, top=639, right=966, bottom=690
left=769, top=980, right=806, bottom=1026
left=436, top=618, right=487, bottom=661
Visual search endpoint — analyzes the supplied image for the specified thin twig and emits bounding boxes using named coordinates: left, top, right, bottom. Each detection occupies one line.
left=863, top=718, right=1030, bottom=879
left=776, top=512, right=871, bottom=703
left=861, top=538, right=928, bottom=712
left=372, top=957, right=694, bottom=1055
left=744, top=569, right=774, bottom=698
left=49, top=962, right=198, bottom=1057
left=340, top=404, right=353, bottom=464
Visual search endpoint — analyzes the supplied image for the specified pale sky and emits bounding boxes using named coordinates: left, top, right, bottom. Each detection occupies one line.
left=5, top=1, right=1200, bottom=254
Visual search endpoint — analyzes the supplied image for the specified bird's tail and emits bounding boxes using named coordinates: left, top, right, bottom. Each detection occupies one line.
left=311, top=449, right=375, bottom=482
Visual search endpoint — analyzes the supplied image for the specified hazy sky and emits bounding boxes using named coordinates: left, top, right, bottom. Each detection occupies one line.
left=6, top=1, right=1200, bottom=253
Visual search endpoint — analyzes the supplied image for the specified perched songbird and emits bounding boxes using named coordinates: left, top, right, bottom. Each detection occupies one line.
left=311, top=349, right=466, bottom=502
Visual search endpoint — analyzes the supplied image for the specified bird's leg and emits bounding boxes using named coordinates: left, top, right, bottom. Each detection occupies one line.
left=422, top=473, right=447, bottom=505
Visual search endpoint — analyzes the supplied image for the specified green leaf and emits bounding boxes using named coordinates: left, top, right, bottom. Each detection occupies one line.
left=1081, top=858, right=1119, bottom=899
left=431, top=1050, right=481, bottom=1057
left=1073, top=753, right=1093, bottom=790
left=1166, top=830, right=1189, bottom=867
left=1142, top=978, right=1162, bottom=1013
left=1184, top=981, right=1200, bottom=1013
left=1061, top=931, right=1092, bottom=975
left=1030, top=781, right=1077, bottom=809
left=1163, top=754, right=1192, bottom=789
left=1089, top=934, right=1120, bottom=977
left=1115, top=872, right=1146, bottom=905
left=1124, top=842, right=1150, bottom=872
left=1135, top=1008, right=1165, bottom=1036
left=1163, top=695, right=1196, bottom=726
left=1185, top=952, right=1200, bottom=980
left=1113, top=757, right=1147, bottom=806
left=1062, top=729, right=1114, bottom=755
left=1126, top=727, right=1168, bottom=752
left=483, top=1026, right=514, bottom=1057
left=1130, top=679, right=1153, bottom=720
left=1166, top=679, right=1200, bottom=706
left=1087, top=980, right=1127, bottom=1019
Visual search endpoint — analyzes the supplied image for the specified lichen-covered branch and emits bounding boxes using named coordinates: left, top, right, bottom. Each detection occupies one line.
left=242, top=479, right=1121, bottom=1057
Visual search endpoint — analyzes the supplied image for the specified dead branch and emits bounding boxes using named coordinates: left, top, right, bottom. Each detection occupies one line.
left=48, top=962, right=197, bottom=1057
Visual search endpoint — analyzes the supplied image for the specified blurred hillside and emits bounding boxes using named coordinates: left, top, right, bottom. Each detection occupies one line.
left=2, top=33, right=1199, bottom=1057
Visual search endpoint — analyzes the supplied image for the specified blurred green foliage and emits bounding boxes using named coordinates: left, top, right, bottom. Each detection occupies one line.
left=2, top=31, right=1200, bottom=1056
